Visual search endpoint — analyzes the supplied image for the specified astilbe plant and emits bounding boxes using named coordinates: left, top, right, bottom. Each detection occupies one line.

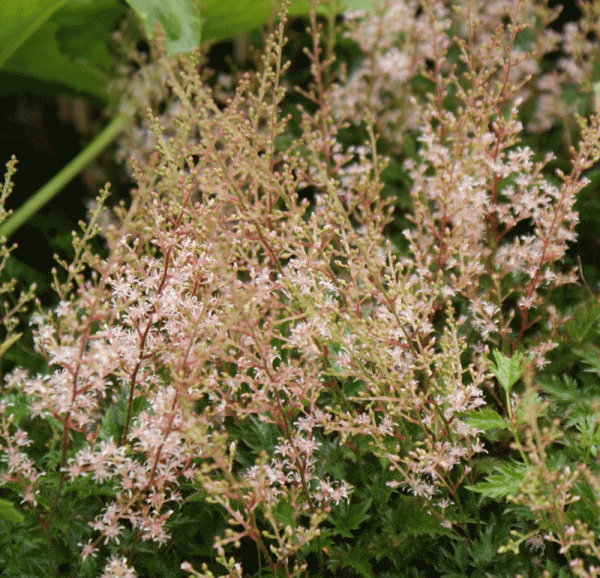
left=2, top=1, right=600, bottom=577
left=331, top=0, right=564, bottom=147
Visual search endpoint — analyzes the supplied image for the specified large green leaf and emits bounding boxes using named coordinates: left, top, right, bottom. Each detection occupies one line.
left=0, top=0, right=69, bottom=68
left=200, top=0, right=374, bottom=43
left=125, top=0, right=202, bottom=54
left=53, top=0, right=123, bottom=71
left=201, top=0, right=303, bottom=42
left=0, top=0, right=374, bottom=102
left=1, top=20, right=108, bottom=101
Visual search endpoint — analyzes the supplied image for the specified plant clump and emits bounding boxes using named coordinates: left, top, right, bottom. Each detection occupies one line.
left=3, top=1, right=600, bottom=577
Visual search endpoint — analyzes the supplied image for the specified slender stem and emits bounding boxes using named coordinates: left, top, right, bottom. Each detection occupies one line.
left=0, top=113, right=129, bottom=240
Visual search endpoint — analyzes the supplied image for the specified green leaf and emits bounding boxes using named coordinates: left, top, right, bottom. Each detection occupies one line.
left=391, top=496, right=454, bottom=538
left=335, top=545, right=376, bottom=578
left=273, top=499, right=296, bottom=529
left=466, top=463, right=525, bottom=500
left=1, top=20, right=108, bottom=101
left=437, top=542, right=469, bottom=576
left=575, top=415, right=599, bottom=447
left=462, top=408, right=508, bottom=431
left=565, top=298, right=600, bottom=344
left=125, top=0, right=202, bottom=54
left=1, top=394, right=31, bottom=430
left=327, top=341, right=345, bottom=374
left=200, top=0, right=302, bottom=43
left=99, top=402, right=125, bottom=442
left=0, top=0, right=69, bottom=69
left=52, top=0, right=120, bottom=27
left=53, top=0, right=123, bottom=71
left=330, top=498, right=372, bottom=538
left=244, top=416, right=280, bottom=456
left=489, top=350, right=525, bottom=394
left=0, top=498, right=25, bottom=524
left=468, top=523, right=496, bottom=567
left=573, top=344, right=600, bottom=375
left=200, top=0, right=373, bottom=43
left=539, top=374, right=580, bottom=404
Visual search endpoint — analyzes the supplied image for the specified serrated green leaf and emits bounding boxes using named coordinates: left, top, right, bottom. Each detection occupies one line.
left=345, top=497, right=371, bottom=527
left=574, top=414, right=599, bottom=447
left=462, top=408, right=508, bottom=431
left=245, top=416, right=280, bottom=456
left=125, top=0, right=202, bottom=54
left=565, top=298, right=600, bottom=344
left=337, top=546, right=376, bottom=578
left=330, top=498, right=371, bottom=538
left=466, top=464, right=525, bottom=500
left=490, top=350, right=525, bottom=393
left=573, top=344, right=600, bottom=375
left=539, top=374, right=580, bottom=404
left=468, top=523, right=496, bottom=567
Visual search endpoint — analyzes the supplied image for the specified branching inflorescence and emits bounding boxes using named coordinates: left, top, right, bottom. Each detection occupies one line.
left=2, top=1, right=600, bottom=577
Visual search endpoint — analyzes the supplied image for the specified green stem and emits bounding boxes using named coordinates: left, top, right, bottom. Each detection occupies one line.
left=0, top=113, right=129, bottom=240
